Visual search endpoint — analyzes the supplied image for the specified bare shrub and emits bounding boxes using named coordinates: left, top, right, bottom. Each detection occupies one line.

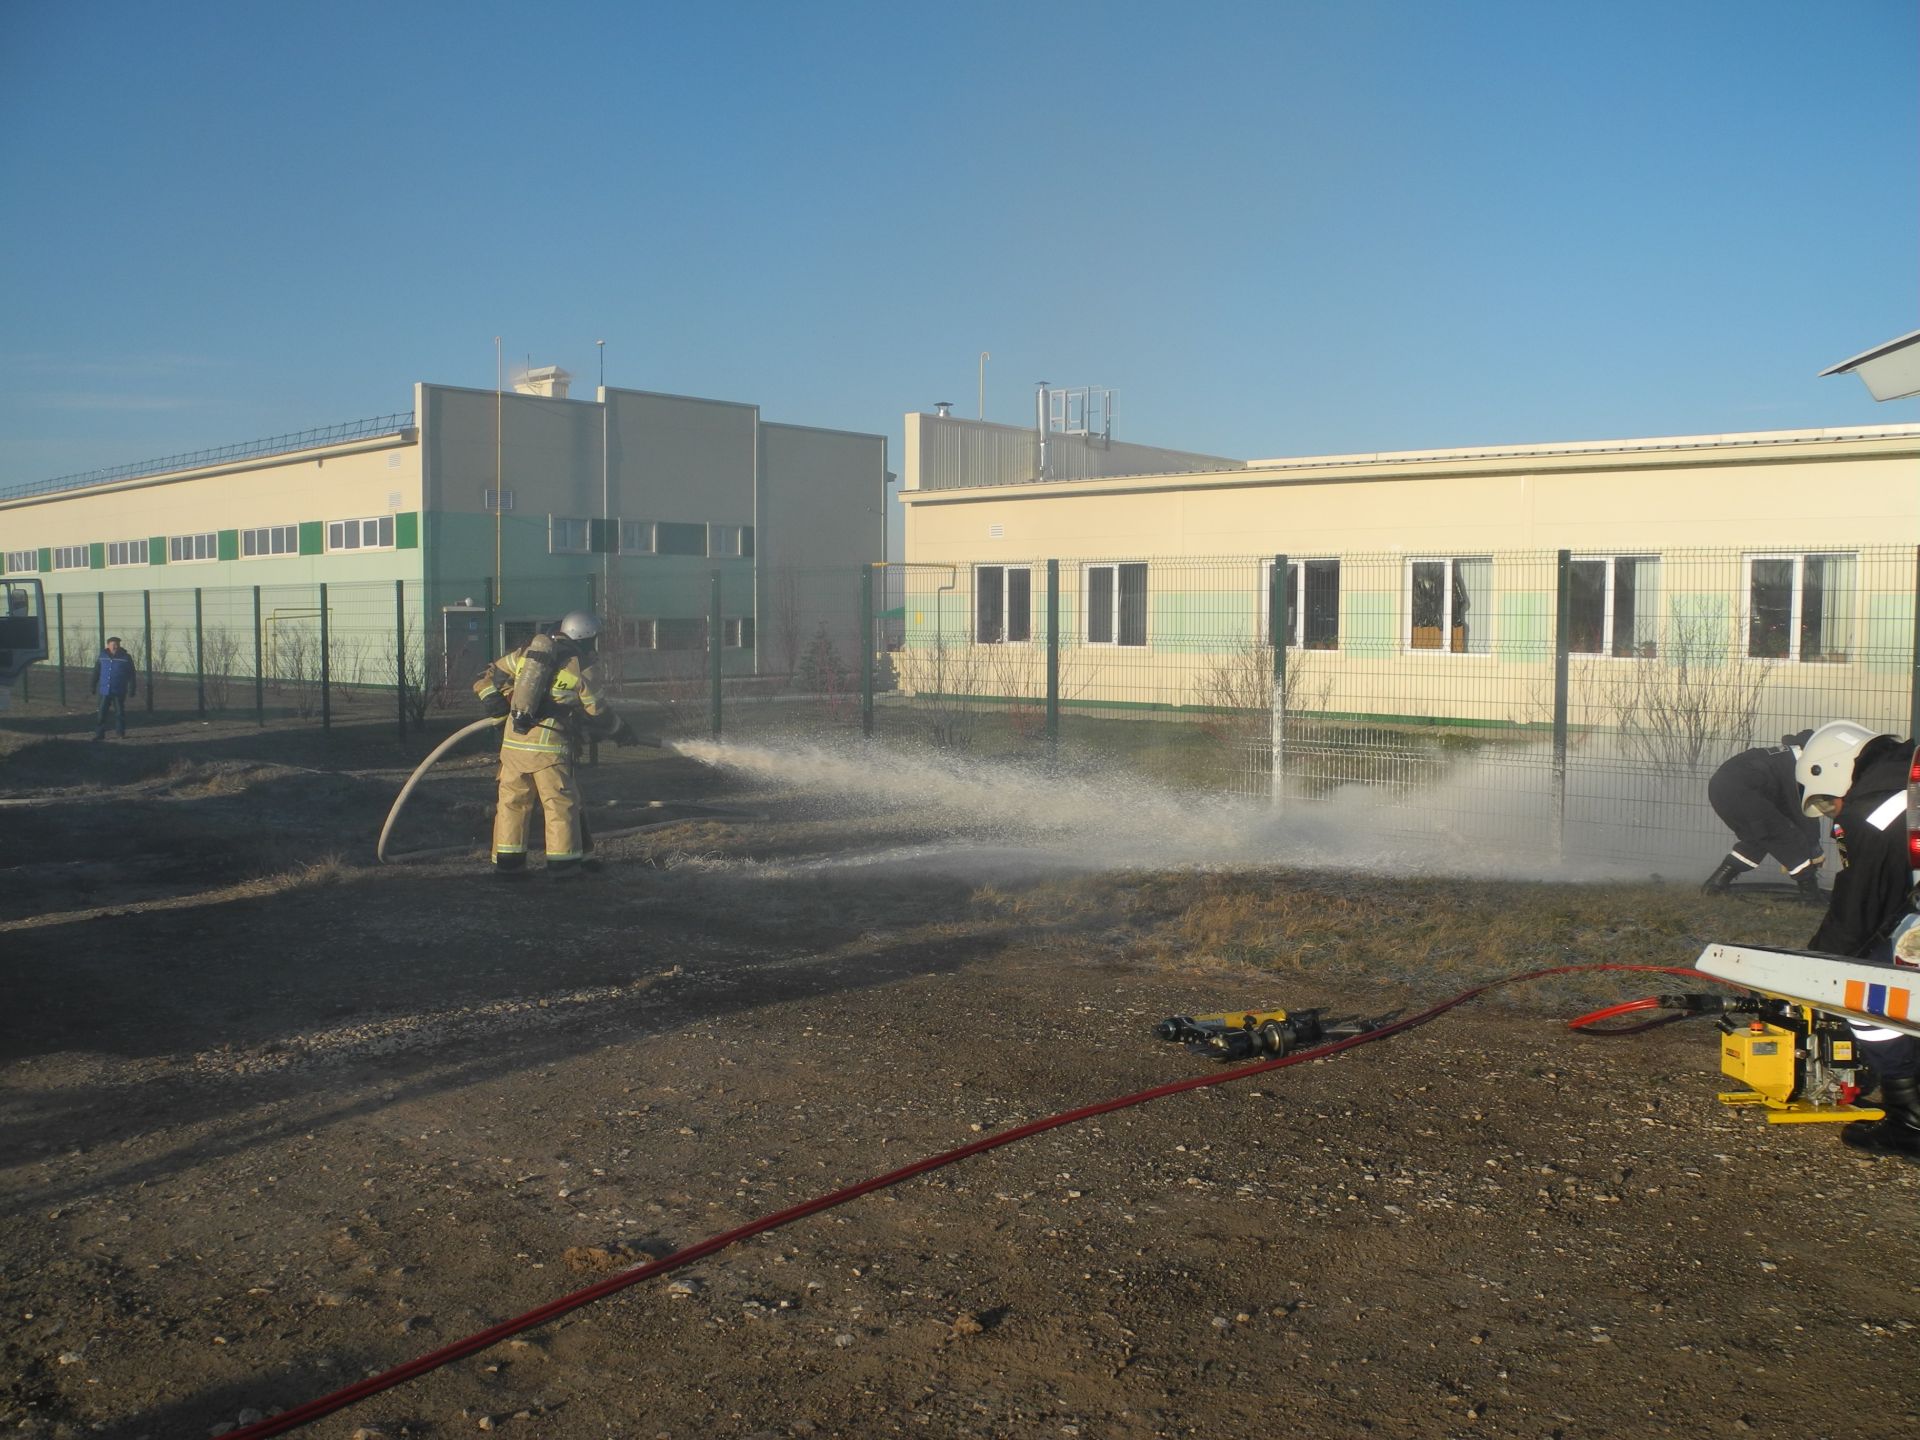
left=1584, top=614, right=1766, bottom=773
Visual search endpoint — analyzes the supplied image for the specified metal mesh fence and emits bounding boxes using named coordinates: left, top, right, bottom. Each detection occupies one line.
left=14, top=546, right=1917, bottom=873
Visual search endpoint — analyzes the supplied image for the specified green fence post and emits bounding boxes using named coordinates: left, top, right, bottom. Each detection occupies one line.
left=1910, top=545, right=1920, bottom=741
left=194, top=588, right=206, bottom=719
left=1270, top=555, right=1287, bottom=807
left=709, top=569, right=723, bottom=741
left=320, top=582, right=331, bottom=734
left=253, top=586, right=264, bottom=726
left=585, top=573, right=600, bottom=767
left=1046, top=559, right=1060, bottom=747
left=395, top=578, right=408, bottom=743
left=1553, top=549, right=1572, bottom=855
left=55, top=592, right=66, bottom=708
left=142, top=591, right=153, bottom=712
left=860, top=564, right=875, bottom=738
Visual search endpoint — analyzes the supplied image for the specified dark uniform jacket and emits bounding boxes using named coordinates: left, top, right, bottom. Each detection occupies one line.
left=1808, top=735, right=1917, bottom=958
left=1707, top=730, right=1819, bottom=869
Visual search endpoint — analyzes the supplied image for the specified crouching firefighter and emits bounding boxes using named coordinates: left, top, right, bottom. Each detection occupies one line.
left=1798, top=720, right=1920, bottom=1161
left=473, top=611, right=639, bottom=881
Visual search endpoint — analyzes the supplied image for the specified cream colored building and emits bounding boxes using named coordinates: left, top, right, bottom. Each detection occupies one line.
left=0, top=378, right=886, bottom=685
left=895, top=412, right=1920, bottom=737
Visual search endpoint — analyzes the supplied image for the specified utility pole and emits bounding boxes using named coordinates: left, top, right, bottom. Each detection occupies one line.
left=598, top=340, right=609, bottom=616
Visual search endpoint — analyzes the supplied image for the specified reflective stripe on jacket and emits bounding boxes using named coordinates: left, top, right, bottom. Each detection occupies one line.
left=474, top=647, right=604, bottom=755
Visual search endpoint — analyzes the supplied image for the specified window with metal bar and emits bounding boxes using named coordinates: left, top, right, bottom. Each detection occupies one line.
left=1568, top=555, right=1660, bottom=658
left=974, top=565, right=1031, bottom=643
left=1406, top=557, right=1491, bottom=653
left=1261, top=559, right=1341, bottom=649
left=1086, top=563, right=1148, bottom=646
left=1747, top=552, right=1855, bottom=662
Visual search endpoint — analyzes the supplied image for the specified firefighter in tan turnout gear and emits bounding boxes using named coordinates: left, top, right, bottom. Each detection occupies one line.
left=473, top=611, right=635, bottom=880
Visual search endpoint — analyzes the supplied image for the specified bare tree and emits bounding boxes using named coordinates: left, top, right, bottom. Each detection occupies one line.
left=1584, top=612, right=1768, bottom=773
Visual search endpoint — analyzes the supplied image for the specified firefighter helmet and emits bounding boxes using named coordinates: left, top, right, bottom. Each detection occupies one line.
left=1794, top=719, right=1880, bottom=817
left=557, top=611, right=602, bottom=643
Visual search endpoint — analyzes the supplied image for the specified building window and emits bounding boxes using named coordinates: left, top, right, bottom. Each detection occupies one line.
left=3, top=550, right=37, bottom=573
left=1407, top=557, right=1492, bottom=653
left=656, top=522, right=708, bottom=557
left=106, top=539, right=150, bottom=567
left=241, top=525, right=298, bottom=558
left=1748, top=552, right=1856, bottom=662
left=975, top=564, right=1032, bottom=644
left=52, top=544, right=90, bottom=571
left=1567, top=555, right=1660, bottom=658
left=326, top=516, right=394, bottom=552
left=656, top=618, right=707, bottom=650
left=723, top=617, right=755, bottom=648
left=1261, top=559, right=1340, bottom=649
left=618, top=617, right=656, bottom=650
left=1086, top=562, right=1148, bottom=646
left=620, top=520, right=656, bottom=555
left=169, top=532, right=218, bottom=563
left=710, top=523, right=754, bottom=558
left=547, top=516, right=590, bottom=554
left=484, top=487, right=515, bottom=512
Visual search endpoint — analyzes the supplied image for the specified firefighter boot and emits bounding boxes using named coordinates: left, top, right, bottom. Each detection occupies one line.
left=1840, top=1075, right=1920, bottom=1162
left=1793, top=867, right=1825, bottom=904
left=1700, top=855, right=1747, bottom=895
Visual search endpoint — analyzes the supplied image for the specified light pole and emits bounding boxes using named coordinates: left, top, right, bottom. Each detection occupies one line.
left=978, top=351, right=990, bottom=419
left=598, top=340, right=609, bottom=618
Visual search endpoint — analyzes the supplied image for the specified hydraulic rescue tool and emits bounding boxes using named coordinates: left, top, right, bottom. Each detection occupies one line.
left=1155, top=1007, right=1385, bottom=1061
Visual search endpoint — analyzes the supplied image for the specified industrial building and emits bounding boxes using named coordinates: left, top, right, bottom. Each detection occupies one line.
left=0, top=372, right=888, bottom=687
left=894, top=390, right=1920, bottom=738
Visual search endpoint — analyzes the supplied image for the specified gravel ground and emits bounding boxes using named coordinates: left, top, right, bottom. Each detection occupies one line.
left=2, top=710, right=1917, bottom=1440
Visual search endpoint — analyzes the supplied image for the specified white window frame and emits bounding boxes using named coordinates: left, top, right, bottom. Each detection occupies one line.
left=52, top=544, right=90, bottom=571
left=1084, top=562, right=1149, bottom=647
left=1566, top=554, right=1661, bottom=660
left=1744, top=551, right=1857, bottom=664
left=548, top=516, right=590, bottom=555
left=1258, top=558, right=1341, bottom=650
left=3, top=550, right=37, bottom=574
left=709, top=523, right=752, bottom=558
left=327, top=516, right=395, bottom=552
left=169, top=532, right=218, bottom=564
left=618, top=617, right=657, bottom=650
left=722, top=617, right=755, bottom=648
left=106, top=538, right=149, bottom=567
left=974, top=563, right=1033, bottom=645
left=1404, top=556, right=1493, bottom=656
left=241, top=524, right=298, bottom=559
left=619, top=520, right=656, bottom=556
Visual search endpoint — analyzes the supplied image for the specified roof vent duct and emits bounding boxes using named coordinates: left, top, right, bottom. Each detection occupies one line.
left=514, top=365, right=573, bottom=400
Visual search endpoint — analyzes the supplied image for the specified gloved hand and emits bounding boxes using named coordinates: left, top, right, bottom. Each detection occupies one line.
left=480, top=691, right=510, bottom=719
left=610, top=716, right=640, bottom=748
left=1807, top=853, right=1826, bottom=869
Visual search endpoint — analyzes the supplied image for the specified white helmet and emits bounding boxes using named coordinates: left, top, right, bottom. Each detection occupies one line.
left=1794, top=719, right=1880, bottom=817
left=557, top=611, right=603, bottom=643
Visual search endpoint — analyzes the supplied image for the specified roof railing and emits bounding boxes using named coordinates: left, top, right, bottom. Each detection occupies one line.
left=0, top=410, right=417, bottom=502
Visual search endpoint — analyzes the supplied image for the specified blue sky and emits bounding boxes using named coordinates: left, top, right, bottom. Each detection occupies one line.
left=2, top=0, right=1914, bottom=492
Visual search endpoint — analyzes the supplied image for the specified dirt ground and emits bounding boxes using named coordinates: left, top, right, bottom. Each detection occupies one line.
left=2, top=705, right=1917, bottom=1440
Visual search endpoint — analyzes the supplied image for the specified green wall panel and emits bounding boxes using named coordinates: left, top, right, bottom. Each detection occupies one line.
left=298, top=521, right=323, bottom=557
left=89, top=543, right=105, bottom=570
left=396, top=511, right=419, bottom=550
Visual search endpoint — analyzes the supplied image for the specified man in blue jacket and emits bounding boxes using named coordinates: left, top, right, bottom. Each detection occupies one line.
left=91, top=635, right=137, bottom=740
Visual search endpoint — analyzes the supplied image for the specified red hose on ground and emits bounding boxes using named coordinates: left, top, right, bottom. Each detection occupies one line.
left=1566, top=996, right=1664, bottom=1032
left=222, top=961, right=1713, bottom=1439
